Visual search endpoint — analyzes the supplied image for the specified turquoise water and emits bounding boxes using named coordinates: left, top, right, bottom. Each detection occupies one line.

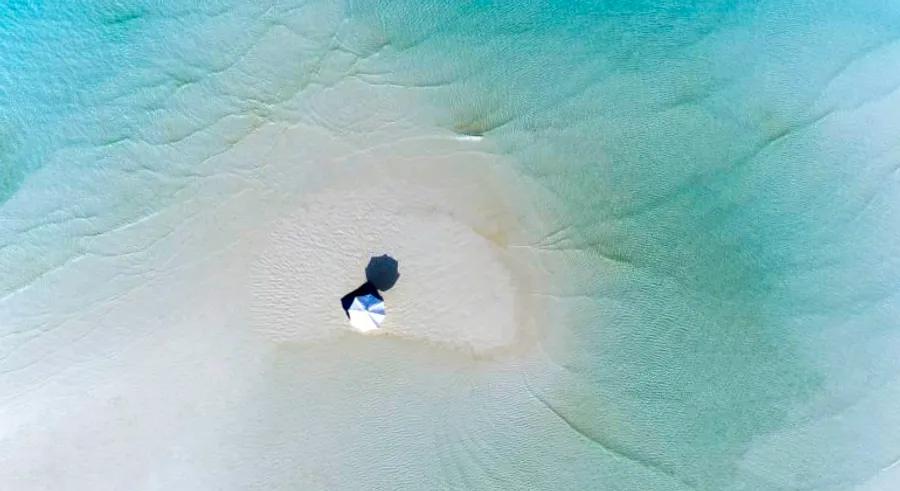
left=3, top=1, right=900, bottom=489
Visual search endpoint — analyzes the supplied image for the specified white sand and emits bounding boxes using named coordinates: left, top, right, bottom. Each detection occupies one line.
left=249, top=137, right=535, bottom=353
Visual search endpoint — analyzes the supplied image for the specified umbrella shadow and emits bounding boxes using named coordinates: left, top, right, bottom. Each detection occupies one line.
left=365, top=254, right=400, bottom=291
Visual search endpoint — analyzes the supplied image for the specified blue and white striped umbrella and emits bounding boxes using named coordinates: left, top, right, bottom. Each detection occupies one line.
left=347, top=293, right=385, bottom=332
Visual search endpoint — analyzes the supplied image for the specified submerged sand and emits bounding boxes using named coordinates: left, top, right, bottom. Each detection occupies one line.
left=0, top=79, right=597, bottom=488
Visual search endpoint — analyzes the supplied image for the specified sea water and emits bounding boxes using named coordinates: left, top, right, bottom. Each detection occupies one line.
left=2, top=1, right=900, bottom=489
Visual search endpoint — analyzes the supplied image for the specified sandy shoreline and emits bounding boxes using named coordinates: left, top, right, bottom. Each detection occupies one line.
left=248, top=127, right=543, bottom=356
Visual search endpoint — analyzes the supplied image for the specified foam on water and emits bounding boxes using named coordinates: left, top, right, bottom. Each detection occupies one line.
left=2, top=1, right=900, bottom=489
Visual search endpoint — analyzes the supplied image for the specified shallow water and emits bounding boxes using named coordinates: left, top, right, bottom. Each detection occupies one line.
left=2, top=1, right=900, bottom=489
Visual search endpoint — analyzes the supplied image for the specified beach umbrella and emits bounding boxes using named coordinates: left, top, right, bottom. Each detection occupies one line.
left=365, top=254, right=399, bottom=291
left=347, top=293, right=385, bottom=332
left=340, top=280, right=387, bottom=332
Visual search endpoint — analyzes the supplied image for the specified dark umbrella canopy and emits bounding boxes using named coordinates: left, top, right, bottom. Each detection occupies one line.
left=365, top=254, right=400, bottom=291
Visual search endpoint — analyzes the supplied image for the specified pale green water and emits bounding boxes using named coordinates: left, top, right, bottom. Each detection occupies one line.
left=2, top=1, right=900, bottom=489
left=356, top=2, right=900, bottom=487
